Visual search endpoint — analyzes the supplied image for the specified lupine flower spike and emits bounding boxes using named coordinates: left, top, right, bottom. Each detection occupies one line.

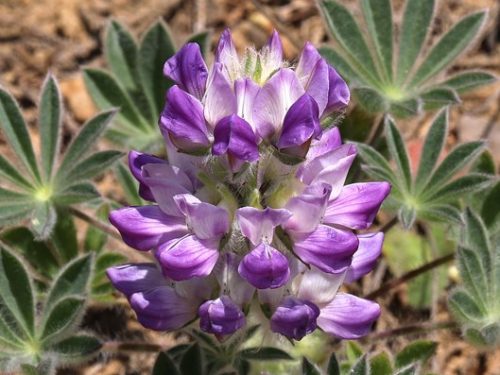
left=107, top=29, right=391, bottom=341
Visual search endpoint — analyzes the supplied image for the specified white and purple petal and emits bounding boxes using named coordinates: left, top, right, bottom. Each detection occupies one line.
left=235, top=78, right=259, bottom=127
left=215, top=29, right=241, bottom=81
left=317, top=293, right=380, bottom=339
left=307, top=127, right=342, bottom=161
left=204, top=63, right=237, bottom=129
left=345, top=232, right=384, bottom=283
left=293, top=266, right=345, bottom=306
left=236, top=206, right=292, bottom=246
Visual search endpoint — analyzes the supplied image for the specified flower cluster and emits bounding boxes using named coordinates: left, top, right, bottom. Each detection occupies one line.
left=107, top=30, right=390, bottom=341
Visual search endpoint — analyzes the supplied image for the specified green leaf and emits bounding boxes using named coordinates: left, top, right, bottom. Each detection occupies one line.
left=45, top=254, right=93, bottom=311
left=353, top=142, right=397, bottom=185
left=427, top=141, right=485, bottom=191
left=448, top=288, right=484, bottom=323
left=45, top=334, right=101, bottom=361
left=439, top=71, right=497, bottom=93
left=0, top=247, right=35, bottom=337
left=327, top=353, right=340, bottom=375
left=457, top=246, right=488, bottom=306
left=40, top=296, right=85, bottom=343
left=350, top=355, right=369, bottom=375
left=415, top=109, right=448, bottom=190
left=353, top=87, right=387, bottom=113
left=39, top=74, right=62, bottom=180
left=389, top=98, right=422, bottom=118
left=346, top=341, right=363, bottom=363
left=152, top=352, right=180, bottom=375
left=481, top=182, right=500, bottom=229
left=394, top=364, right=418, bottom=375
left=85, top=204, right=110, bottom=253
left=105, top=20, right=139, bottom=91
left=0, top=203, right=34, bottom=226
left=0, top=186, right=33, bottom=203
left=471, top=150, right=496, bottom=175
left=0, top=88, right=40, bottom=182
left=115, top=162, right=142, bottom=205
left=57, top=110, right=117, bottom=176
left=179, top=343, right=204, bottom=375
left=52, top=211, right=78, bottom=263
left=320, top=1, right=379, bottom=85
left=419, top=204, right=463, bottom=225
left=425, top=174, right=492, bottom=203
left=385, top=118, right=412, bottom=191
left=93, top=253, right=126, bottom=281
left=369, top=352, right=393, bottom=375
left=0, top=154, right=34, bottom=190
left=421, top=88, right=460, bottom=110
left=83, top=68, right=147, bottom=131
left=239, top=347, right=294, bottom=361
left=62, top=150, right=123, bottom=186
left=319, top=47, right=368, bottom=86
left=31, top=202, right=57, bottom=240
left=139, top=20, right=176, bottom=120
left=361, top=0, right=393, bottom=81
left=395, top=340, right=437, bottom=369
left=302, top=357, right=322, bottom=375
left=187, top=30, right=212, bottom=56
left=21, top=364, right=44, bottom=375
left=463, top=209, right=491, bottom=273
left=396, top=0, right=435, bottom=84
left=399, top=205, right=416, bottom=229
left=411, top=11, right=487, bottom=87
left=53, top=182, right=100, bottom=205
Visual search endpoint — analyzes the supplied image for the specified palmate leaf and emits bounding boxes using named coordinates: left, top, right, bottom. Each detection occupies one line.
left=439, top=71, right=497, bottom=93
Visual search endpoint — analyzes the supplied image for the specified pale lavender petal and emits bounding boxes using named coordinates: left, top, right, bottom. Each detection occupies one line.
left=128, top=151, right=165, bottom=201
left=164, top=136, right=203, bottom=188
left=129, top=286, right=197, bottom=331
left=296, top=42, right=329, bottom=114
left=293, top=266, right=345, bottom=306
left=106, top=263, right=165, bottom=296
left=345, top=232, right=384, bottom=283
left=252, top=68, right=305, bottom=139
left=277, top=94, right=321, bottom=157
left=199, top=295, right=246, bottom=335
left=213, top=114, right=259, bottom=172
left=109, top=206, right=188, bottom=251
left=157, top=235, right=220, bottom=281
left=236, top=207, right=292, bottom=246
left=175, top=277, right=216, bottom=301
left=298, top=144, right=357, bottom=199
left=307, top=127, right=342, bottom=161
left=160, top=86, right=209, bottom=153
left=283, top=183, right=331, bottom=234
left=215, top=29, right=241, bottom=81
left=324, top=182, right=391, bottom=229
left=260, top=29, right=283, bottom=80
left=216, top=253, right=255, bottom=306
left=163, top=43, right=208, bottom=99
left=324, top=66, right=350, bottom=114
left=290, top=224, right=358, bottom=274
left=270, top=297, right=320, bottom=340
left=204, top=63, right=237, bottom=129
left=317, top=293, right=380, bottom=339
left=238, top=243, right=290, bottom=289
left=235, top=78, right=260, bottom=127
left=173, top=194, right=230, bottom=240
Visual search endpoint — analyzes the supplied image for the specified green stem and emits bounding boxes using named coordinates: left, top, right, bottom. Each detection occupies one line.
left=68, top=206, right=121, bottom=240
left=365, top=320, right=458, bottom=341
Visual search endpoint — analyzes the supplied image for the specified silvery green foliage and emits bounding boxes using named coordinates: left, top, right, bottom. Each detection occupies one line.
left=1, top=204, right=126, bottom=302
left=84, top=19, right=211, bottom=152
left=319, top=0, right=495, bottom=117
left=0, top=248, right=101, bottom=374
left=449, top=209, right=500, bottom=347
left=355, top=108, right=492, bottom=228
left=0, top=75, right=123, bottom=239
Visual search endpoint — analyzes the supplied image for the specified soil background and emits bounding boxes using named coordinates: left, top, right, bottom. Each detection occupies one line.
left=0, top=0, right=499, bottom=374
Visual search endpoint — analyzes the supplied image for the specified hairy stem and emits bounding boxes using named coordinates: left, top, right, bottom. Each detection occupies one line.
left=379, top=216, right=398, bottom=233
left=102, top=341, right=165, bottom=353
left=366, top=320, right=458, bottom=341
left=365, top=253, right=454, bottom=299
left=68, top=206, right=121, bottom=240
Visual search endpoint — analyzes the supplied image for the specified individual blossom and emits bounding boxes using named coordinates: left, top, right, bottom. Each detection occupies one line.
left=107, top=28, right=389, bottom=342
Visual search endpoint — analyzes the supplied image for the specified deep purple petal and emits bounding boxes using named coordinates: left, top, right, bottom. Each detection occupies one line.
left=252, top=68, right=304, bottom=139
left=204, top=63, right=237, bottom=128
left=270, top=297, right=320, bottom=340
left=173, top=194, right=230, bottom=240
left=215, top=29, right=240, bottom=80
left=324, top=182, right=391, bottom=229
left=129, top=286, right=197, bottom=331
left=325, top=66, right=350, bottom=114
left=277, top=94, right=321, bottom=157
left=345, top=232, right=384, bottom=283
left=317, top=293, right=380, bottom=339
left=106, top=263, right=165, bottom=296
left=236, top=207, right=292, bottom=246
left=238, top=243, right=290, bottom=289
left=128, top=151, right=165, bottom=201
left=235, top=78, right=260, bottom=128
left=163, top=43, right=208, bottom=100
left=157, top=235, right=220, bottom=281
left=290, top=224, right=358, bottom=274
left=284, top=183, right=331, bottom=234
left=199, top=295, right=246, bottom=335
left=160, top=86, right=209, bottom=153
left=298, top=144, right=357, bottom=199
left=213, top=114, right=259, bottom=172
left=109, top=206, right=188, bottom=251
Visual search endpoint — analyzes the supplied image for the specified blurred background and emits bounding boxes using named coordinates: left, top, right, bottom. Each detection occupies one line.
left=0, top=0, right=499, bottom=374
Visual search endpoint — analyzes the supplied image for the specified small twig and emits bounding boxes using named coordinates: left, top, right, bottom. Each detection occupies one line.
left=366, top=320, right=458, bottom=341
left=365, top=114, right=385, bottom=146
left=68, top=206, right=121, bottom=240
left=480, top=100, right=500, bottom=139
left=102, top=341, right=165, bottom=353
left=365, top=253, right=455, bottom=299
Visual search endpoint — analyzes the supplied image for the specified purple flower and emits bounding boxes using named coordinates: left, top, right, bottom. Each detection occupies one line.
left=199, top=295, right=246, bottom=335
left=270, top=297, right=320, bottom=340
